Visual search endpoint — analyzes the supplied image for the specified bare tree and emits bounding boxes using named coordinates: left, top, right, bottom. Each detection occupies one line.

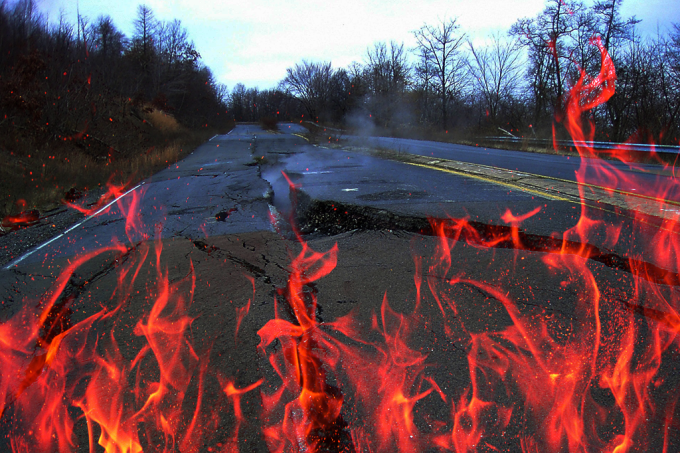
left=511, top=0, right=584, bottom=123
left=229, top=83, right=247, bottom=121
left=413, top=18, right=467, bottom=129
left=92, top=15, right=125, bottom=61
left=668, top=24, right=680, bottom=130
left=412, top=47, right=436, bottom=125
left=10, top=0, right=44, bottom=41
left=467, top=34, right=523, bottom=123
left=156, top=19, right=198, bottom=68
left=592, top=0, right=639, bottom=54
left=280, top=60, right=334, bottom=121
left=365, top=41, right=410, bottom=95
left=131, top=4, right=157, bottom=73
left=49, top=11, right=75, bottom=61
left=363, top=41, right=410, bottom=126
left=327, top=68, right=352, bottom=122
left=590, top=0, right=640, bottom=138
left=152, top=19, right=200, bottom=104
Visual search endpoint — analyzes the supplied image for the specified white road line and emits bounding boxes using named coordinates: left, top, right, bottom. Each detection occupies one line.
left=209, top=135, right=218, bottom=141
left=3, top=183, right=143, bottom=270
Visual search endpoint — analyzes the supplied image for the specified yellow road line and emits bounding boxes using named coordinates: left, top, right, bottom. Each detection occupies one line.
left=463, top=159, right=680, bottom=207
left=332, top=143, right=680, bottom=234
left=405, top=161, right=680, bottom=236
left=405, top=161, right=570, bottom=202
left=407, top=161, right=680, bottom=236
left=525, top=172, right=680, bottom=206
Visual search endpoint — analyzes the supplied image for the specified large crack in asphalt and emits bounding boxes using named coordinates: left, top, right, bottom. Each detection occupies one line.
left=288, top=187, right=680, bottom=288
left=250, top=140, right=680, bottom=288
left=37, top=245, right=136, bottom=343
left=189, top=238, right=272, bottom=284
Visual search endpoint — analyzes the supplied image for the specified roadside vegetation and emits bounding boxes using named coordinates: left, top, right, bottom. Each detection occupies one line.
left=227, top=0, right=680, bottom=151
left=0, top=1, right=232, bottom=219
left=259, top=116, right=279, bottom=132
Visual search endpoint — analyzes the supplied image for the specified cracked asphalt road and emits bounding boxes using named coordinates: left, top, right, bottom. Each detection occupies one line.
left=2, top=124, right=679, bottom=451
left=347, top=134, right=680, bottom=201
left=3, top=122, right=669, bottom=270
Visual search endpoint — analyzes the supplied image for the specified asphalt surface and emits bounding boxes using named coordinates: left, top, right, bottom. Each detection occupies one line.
left=261, top=132, right=542, bottom=219
left=1, top=123, right=585, bottom=268
left=347, top=134, right=680, bottom=201
left=259, top=125, right=670, bottom=268
left=3, top=125, right=274, bottom=268
left=1, top=124, right=679, bottom=452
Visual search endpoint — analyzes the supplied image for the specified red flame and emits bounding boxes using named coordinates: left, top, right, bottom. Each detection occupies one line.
left=1, top=209, right=40, bottom=230
left=1, top=36, right=679, bottom=453
left=65, top=122, right=89, bottom=141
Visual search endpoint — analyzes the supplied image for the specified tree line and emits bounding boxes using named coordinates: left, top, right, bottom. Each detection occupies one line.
left=0, top=0, right=235, bottom=217
left=0, top=0, right=230, bottom=158
left=229, top=0, right=680, bottom=145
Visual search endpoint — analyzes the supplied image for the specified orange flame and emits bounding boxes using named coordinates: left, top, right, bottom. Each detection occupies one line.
left=2, top=35, right=680, bottom=453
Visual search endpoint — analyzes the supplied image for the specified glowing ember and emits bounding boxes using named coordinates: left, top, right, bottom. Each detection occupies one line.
left=63, top=177, right=130, bottom=218
left=1, top=37, right=680, bottom=453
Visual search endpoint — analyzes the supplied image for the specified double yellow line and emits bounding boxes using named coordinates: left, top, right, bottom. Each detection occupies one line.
left=402, top=157, right=680, bottom=235
left=405, top=161, right=570, bottom=202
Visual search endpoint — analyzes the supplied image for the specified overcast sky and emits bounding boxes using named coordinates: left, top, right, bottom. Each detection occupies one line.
left=36, top=0, right=680, bottom=91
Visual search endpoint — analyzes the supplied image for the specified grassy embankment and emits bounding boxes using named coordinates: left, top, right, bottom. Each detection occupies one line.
left=0, top=106, right=233, bottom=219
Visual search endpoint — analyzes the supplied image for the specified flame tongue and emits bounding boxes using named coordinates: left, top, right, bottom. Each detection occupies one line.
left=2, top=36, right=680, bottom=453
left=1, top=210, right=40, bottom=230
left=257, top=242, right=349, bottom=451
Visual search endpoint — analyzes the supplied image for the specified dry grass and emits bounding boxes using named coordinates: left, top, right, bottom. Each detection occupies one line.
left=0, top=127, right=225, bottom=218
left=259, top=117, right=279, bottom=131
left=1, top=147, right=97, bottom=216
left=144, top=108, right=181, bottom=133
left=127, top=140, right=183, bottom=176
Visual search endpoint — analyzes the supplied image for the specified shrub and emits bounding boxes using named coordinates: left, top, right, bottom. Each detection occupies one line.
left=259, top=117, right=279, bottom=131
left=144, top=107, right=181, bottom=133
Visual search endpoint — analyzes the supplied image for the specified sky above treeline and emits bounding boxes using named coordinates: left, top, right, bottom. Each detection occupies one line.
left=36, top=0, right=680, bottom=90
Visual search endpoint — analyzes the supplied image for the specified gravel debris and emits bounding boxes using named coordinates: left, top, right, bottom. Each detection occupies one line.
left=0, top=187, right=107, bottom=268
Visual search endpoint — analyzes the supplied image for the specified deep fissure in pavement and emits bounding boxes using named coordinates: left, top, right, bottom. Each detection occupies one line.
left=289, top=188, right=680, bottom=287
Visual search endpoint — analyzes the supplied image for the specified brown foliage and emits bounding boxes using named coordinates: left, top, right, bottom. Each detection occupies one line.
left=0, top=129, right=228, bottom=218
left=259, top=116, right=279, bottom=131
left=144, top=107, right=181, bottom=132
